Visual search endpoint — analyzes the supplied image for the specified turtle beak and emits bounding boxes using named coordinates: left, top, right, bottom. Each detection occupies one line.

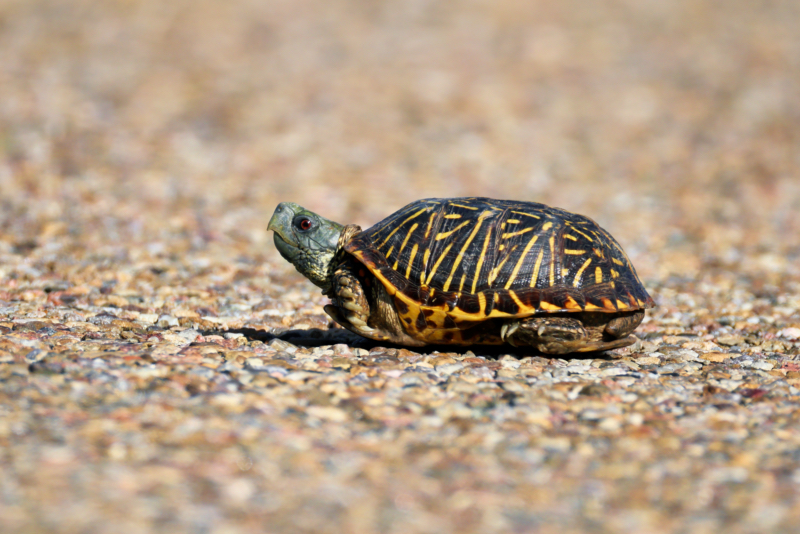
left=268, top=202, right=298, bottom=243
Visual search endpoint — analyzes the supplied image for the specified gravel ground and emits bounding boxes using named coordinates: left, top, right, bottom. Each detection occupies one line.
left=1, top=1, right=800, bottom=533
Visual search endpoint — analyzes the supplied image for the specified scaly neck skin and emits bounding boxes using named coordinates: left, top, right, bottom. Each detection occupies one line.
left=268, top=202, right=359, bottom=294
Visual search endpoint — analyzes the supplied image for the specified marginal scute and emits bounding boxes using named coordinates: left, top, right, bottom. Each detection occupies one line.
left=565, top=296, right=582, bottom=310
left=415, top=311, right=427, bottom=331
left=393, top=297, right=409, bottom=315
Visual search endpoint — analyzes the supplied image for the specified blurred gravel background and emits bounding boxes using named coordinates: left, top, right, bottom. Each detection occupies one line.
left=1, top=0, right=799, bottom=533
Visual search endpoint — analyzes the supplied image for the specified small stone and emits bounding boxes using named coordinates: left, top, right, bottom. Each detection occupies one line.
left=224, top=333, right=244, bottom=340
left=499, top=355, right=521, bottom=369
left=716, top=334, right=744, bottom=346
left=331, top=358, right=352, bottom=370
left=748, top=360, right=774, bottom=371
left=177, top=329, right=201, bottom=342
left=435, top=362, right=466, bottom=375
left=500, top=380, right=527, bottom=392
left=157, top=315, right=179, bottom=328
left=598, top=417, right=622, bottom=432
left=332, top=344, right=352, bottom=356
left=579, top=383, right=611, bottom=397
left=306, top=406, right=347, bottom=422
left=778, top=327, right=800, bottom=340
left=635, top=356, right=661, bottom=366
left=245, top=358, right=266, bottom=369
left=701, top=352, right=732, bottom=363
left=268, top=338, right=297, bottom=353
left=600, top=367, right=628, bottom=377
left=761, top=340, right=788, bottom=353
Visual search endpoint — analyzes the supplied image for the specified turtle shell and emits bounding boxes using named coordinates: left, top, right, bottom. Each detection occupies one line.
left=344, top=197, right=654, bottom=343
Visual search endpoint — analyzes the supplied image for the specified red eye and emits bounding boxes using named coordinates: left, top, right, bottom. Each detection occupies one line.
left=293, top=216, right=314, bottom=231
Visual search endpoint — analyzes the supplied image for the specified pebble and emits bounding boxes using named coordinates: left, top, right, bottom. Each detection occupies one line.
left=778, top=327, right=800, bottom=340
left=157, top=315, right=180, bottom=328
left=716, top=334, right=745, bottom=347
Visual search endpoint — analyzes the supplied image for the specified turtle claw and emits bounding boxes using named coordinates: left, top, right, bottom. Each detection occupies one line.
left=339, top=288, right=355, bottom=299
left=348, top=315, right=367, bottom=327
left=501, top=321, right=520, bottom=342
left=342, top=301, right=363, bottom=313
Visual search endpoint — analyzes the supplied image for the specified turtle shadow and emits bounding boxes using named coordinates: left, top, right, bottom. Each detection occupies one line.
left=222, top=327, right=621, bottom=361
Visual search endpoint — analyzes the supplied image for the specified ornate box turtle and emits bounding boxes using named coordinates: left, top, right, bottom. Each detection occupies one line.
left=269, top=197, right=654, bottom=354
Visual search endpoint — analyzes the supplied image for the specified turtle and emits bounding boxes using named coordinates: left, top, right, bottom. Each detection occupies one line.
left=268, top=197, right=654, bottom=354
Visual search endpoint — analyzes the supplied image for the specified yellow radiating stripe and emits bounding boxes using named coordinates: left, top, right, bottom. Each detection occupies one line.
left=443, top=214, right=488, bottom=291
left=458, top=273, right=466, bottom=292
left=570, top=227, right=594, bottom=242
left=530, top=248, right=544, bottom=287
left=405, top=244, right=419, bottom=279
left=565, top=249, right=586, bottom=255
left=420, top=248, right=431, bottom=284
left=450, top=203, right=478, bottom=210
left=612, top=257, right=624, bottom=266
left=506, top=219, right=521, bottom=224
left=504, top=235, right=540, bottom=289
left=398, top=223, right=418, bottom=255
left=444, top=214, right=461, bottom=219
left=548, top=235, right=556, bottom=286
left=488, top=247, right=515, bottom=285
left=564, top=234, right=578, bottom=241
left=611, top=269, right=619, bottom=278
left=377, top=207, right=427, bottom=248
left=595, top=266, right=603, bottom=284
left=471, top=226, right=493, bottom=293
left=502, top=227, right=534, bottom=239
left=435, top=220, right=470, bottom=241
left=541, top=221, right=553, bottom=231
left=606, top=234, right=633, bottom=267
left=425, top=242, right=454, bottom=285
left=424, top=213, right=436, bottom=239
left=511, top=210, right=540, bottom=219
left=573, top=258, right=592, bottom=287
left=385, top=246, right=394, bottom=262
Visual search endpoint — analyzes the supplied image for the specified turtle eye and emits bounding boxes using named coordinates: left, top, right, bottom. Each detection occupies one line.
left=293, top=215, right=315, bottom=232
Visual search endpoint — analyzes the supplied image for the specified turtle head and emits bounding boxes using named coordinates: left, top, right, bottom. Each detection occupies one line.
left=268, top=202, right=345, bottom=293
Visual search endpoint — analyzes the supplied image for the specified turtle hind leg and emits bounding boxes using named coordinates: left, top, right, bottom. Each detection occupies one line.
left=603, top=310, right=645, bottom=338
left=501, top=316, right=636, bottom=355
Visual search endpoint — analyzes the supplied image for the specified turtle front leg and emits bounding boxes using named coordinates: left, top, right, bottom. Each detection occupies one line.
left=324, top=261, right=376, bottom=338
left=501, top=316, right=635, bottom=354
left=324, top=260, right=426, bottom=346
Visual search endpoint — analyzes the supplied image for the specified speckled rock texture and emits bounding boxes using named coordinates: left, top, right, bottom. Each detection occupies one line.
left=1, top=1, right=799, bottom=533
